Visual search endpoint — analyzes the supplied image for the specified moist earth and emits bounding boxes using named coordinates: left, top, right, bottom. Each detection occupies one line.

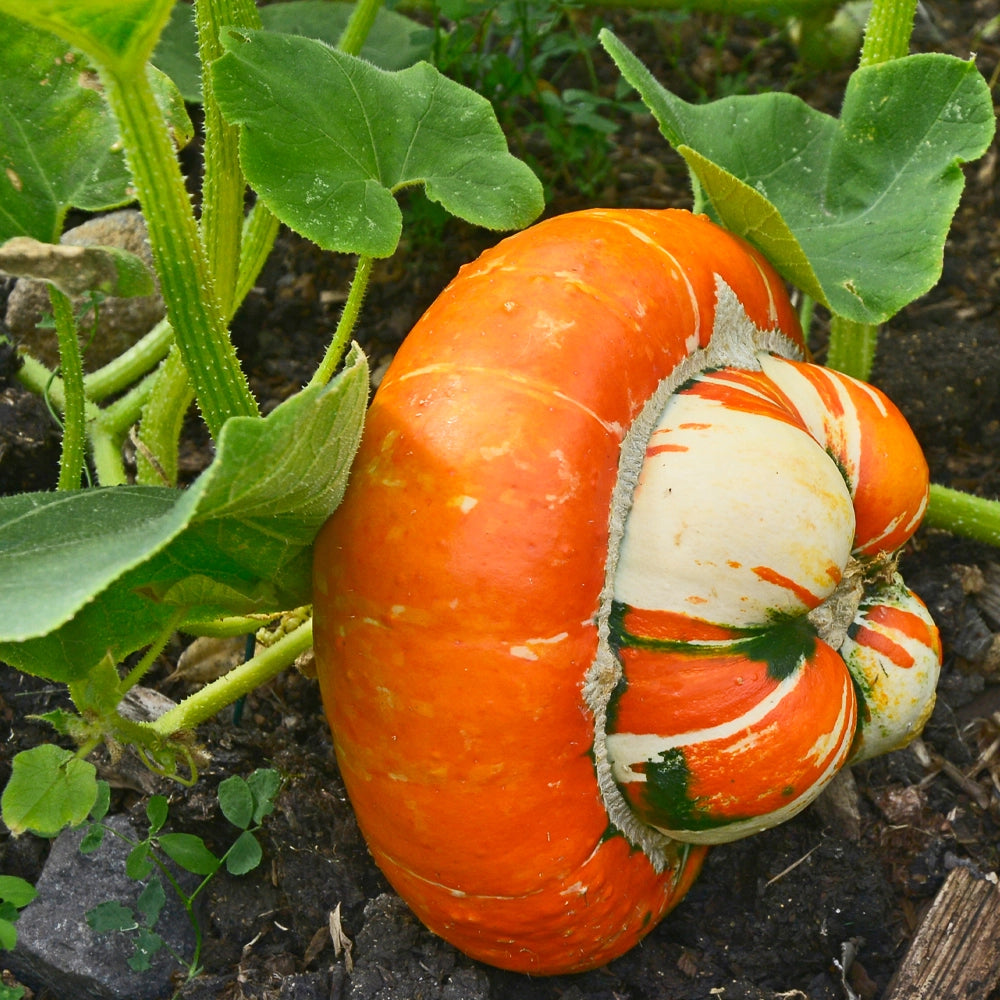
left=2, top=2, right=999, bottom=998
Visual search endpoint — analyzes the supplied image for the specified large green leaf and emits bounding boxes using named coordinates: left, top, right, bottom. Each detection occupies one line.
left=212, top=28, right=544, bottom=257
left=602, top=31, right=996, bottom=324
left=259, top=0, right=432, bottom=70
left=0, top=346, right=368, bottom=682
left=0, top=0, right=175, bottom=76
left=0, top=12, right=133, bottom=243
left=153, top=0, right=433, bottom=104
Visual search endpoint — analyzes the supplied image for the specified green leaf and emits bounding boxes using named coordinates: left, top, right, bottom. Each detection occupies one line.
left=671, top=147, right=825, bottom=304
left=126, top=842, right=155, bottom=881
left=260, top=1, right=432, bottom=71
left=213, top=29, right=544, bottom=257
left=87, top=899, right=137, bottom=934
left=0, top=488, right=202, bottom=677
left=90, top=780, right=111, bottom=821
left=150, top=1, right=202, bottom=104
left=0, top=12, right=132, bottom=244
left=224, top=829, right=263, bottom=876
left=128, top=927, right=164, bottom=971
left=218, top=776, right=254, bottom=831
left=602, top=32, right=996, bottom=324
left=153, top=1, right=433, bottom=103
left=0, top=915, right=19, bottom=952
left=146, top=795, right=169, bottom=836
left=1, top=745, right=97, bottom=837
left=68, top=653, right=124, bottom=717
left=0, top=346, right=368, bottom=681
left=145, top=62, right=197, bottom=152
left=0, top=0, right=175, bottom=76
left=157, top=833, right=220, bottom=875
left=247, top=768, right=281, bottom=824
left=79, top=823, right=106, bottom=854
left=135, top=877, right=166, bottom=927
left=35, top=708, right=77, bottom=736
left=0, top=876, right=37, bottom=910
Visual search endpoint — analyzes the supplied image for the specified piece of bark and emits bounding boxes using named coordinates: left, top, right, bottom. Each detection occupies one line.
left=884, top=865, right=1000, bottom=1000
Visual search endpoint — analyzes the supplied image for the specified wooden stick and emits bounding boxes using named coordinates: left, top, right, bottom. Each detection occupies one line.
left=884, top=866, right=1000, bottom=999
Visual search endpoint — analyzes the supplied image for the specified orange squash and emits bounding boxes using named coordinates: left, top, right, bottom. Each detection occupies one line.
left=312, top=208, right=940, bottom=973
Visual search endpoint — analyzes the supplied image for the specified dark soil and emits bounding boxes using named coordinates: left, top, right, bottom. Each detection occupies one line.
left=3, top=2, right=1000, bottom=999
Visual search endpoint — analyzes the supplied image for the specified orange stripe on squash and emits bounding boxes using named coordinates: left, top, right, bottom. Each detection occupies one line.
left=852, top=624, right=915, bottom=669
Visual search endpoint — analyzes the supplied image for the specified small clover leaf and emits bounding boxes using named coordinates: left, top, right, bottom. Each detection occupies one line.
left=224, top=830, right=263, bottom=876
left=1, top=745, right=97, bottom=837
left=156, top=833, right=220, bottom=876
left=217, top=775, right=255, bottom=830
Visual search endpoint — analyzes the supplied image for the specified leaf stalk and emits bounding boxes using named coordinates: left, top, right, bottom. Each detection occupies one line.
left=859, top=0, right=917, bottom=66
left=99, top=63, right=258, bottom=436
left=147, top=618, right=314, bottom=737
left=310, top=255, right=374, bottom=388
left=48, top=286, right=88, bottom=489
left=925, top=485, right=1000, bottom=548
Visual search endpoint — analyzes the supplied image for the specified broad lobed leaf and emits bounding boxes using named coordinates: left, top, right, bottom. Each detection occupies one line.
left=153, top=0, right=433, bottom=103
left=212, top=28, right=544, bottom=257
left=0, top=346, right=368, bottom=682
left=0, top=12, right=132, bottom=244
left=602, top=31, right=996, bottom=324
left=0, top=745, right=97, bottom=837
left=0, top=0, right=175, bottom=76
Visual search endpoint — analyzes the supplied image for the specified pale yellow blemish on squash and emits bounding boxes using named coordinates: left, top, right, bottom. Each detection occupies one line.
left=510, top=632, right=570, bottom=661
left=447, top=494, right=478, bottom=514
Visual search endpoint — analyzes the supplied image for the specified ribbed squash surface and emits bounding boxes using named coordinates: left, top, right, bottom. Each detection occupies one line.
left=312, top=208, right=940, bottom=973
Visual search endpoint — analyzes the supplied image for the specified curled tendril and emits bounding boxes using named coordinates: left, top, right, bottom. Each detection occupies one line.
left=136, top=739, right=201, bottom=787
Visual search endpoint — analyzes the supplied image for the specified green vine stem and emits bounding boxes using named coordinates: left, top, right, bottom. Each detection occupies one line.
left=824, top=0, right=917, bottom=379
left=235, top=205, right=281, bottom=308
left=120, top=612, right=185, bottom=693
left=337, top=0, right=384, bottom=56
left=196, top=0, right=262, bottom=318
left=146, top=618, right=314, bottom=738
left=83, top=317, right=173, bottom=403
left=825, top=316, right=879, bottom=380
left=17, top=349, right=159, bottom=485
left=99, top=62, right=258, bottom=437
left=90, top=375, right=157, bottom=485
left=48, top=286, right=88, bottom=489
left=925, top=485, right=1000, bottom=548
left=310, top=255, right=374, bottom=388
left=134, top=347, right=196, bottom=486
left=88, top=431, right=129, bottom=486
left=858, top=0, right=917, bottom=66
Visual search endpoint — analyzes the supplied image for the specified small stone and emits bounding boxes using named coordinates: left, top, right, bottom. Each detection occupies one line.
left=6, top=210, right=164, bottom=371
left=6, top=814, right=196, bottom=1000
left=812, top=766, right=862, bottom=841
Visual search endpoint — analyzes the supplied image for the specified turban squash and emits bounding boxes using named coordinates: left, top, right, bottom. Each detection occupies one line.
left=312, top=208, right=941, bottom=974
